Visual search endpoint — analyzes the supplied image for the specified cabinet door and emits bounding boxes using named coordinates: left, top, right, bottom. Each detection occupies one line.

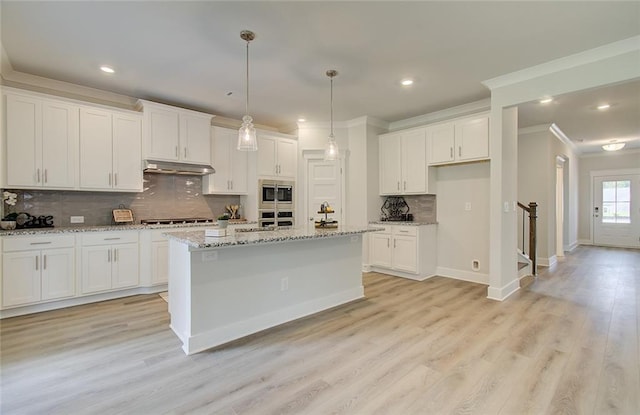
left=379, top=134, right=402, bottom=195
left=41, top=248, right=75, bottom=301
left=112, top=243, right=139, bottom=289
left=41, top=101, right=78, bottom=188
left=2, top=251, right=41, bottom=307
left=5, top=94, right=40, bottom=187
left=276, top=139, right=296, bottom=179
left=401, top=129, right=427, bottom=194
left=151, top=241, right=169, bottom=284
left=180, top=114, right=211, bottom=164
left=257, top=136, right=278, bottom=177
left=393, top=235, right=418, bottom=273
left=230, top=145, right=249, bottom=193
left=428, top=123, right=455, bottom=165
left=206, top=127, right=233, bottom=193
left=79, top=107, right=113, bottom=189
left=370, top=233, right=392, bottom=268
left=81, top=246, right=112, bottom=294
left=113, top=113, right=143, bottom=191
left=455, top=116, right=489, bottom=161
left=146, top=108, right=180, bottom=161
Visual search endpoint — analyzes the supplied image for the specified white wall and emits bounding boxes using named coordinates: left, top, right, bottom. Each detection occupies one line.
left=578, top=150, right=640, bottom=243
left=435, top=162, right=490, bottom=284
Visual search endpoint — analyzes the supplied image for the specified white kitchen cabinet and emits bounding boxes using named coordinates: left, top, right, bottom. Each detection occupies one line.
left=2, top=235, right=75, bottom=308
left=80, top=232, right=139, bottom=294
left=79, top=107, right=142, bottom=191
left=151, top=240, right=169, bottom=285
left=4, top=91, right=78, bottom=189
left=369, top=224, right=436, bottom=280
left=203, top=126, right=248, bottom=194
left=257, top=135, right=297, bottom=180
left=379, top=127, right=433, bottom=195
left=138, top=100, right=213, bottom=165
left=428, top=115, right=489, bottom=165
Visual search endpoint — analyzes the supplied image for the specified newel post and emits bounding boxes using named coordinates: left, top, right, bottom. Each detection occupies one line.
left=528, top=202, right=537, bottom=275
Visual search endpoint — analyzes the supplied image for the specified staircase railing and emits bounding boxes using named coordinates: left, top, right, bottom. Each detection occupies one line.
left=517, top=202, right=538, bottom=275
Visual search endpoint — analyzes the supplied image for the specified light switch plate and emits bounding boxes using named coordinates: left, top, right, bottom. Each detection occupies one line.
left=70, top=216, right=84, bottom=224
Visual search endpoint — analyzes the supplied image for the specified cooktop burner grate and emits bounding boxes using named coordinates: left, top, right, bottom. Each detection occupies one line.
left=140, top=218, right=215, bottom=225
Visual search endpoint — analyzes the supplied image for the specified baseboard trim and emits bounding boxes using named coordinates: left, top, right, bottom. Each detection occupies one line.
left=369, top=266, right=436, bottom=281
left=566, top=241, right=579, bottom=252
left=362, top=264, right=372, bottom=273
left=436, top=266, right=489, bottom=285
left=537, top=255, right=557, bottom=267
left=487, top=279, right=520, bottom=301
left=578, top=239, right=592, bottom=246
left=182, top=287, right=365, bottom=355
left=0, top=284, right=168, bottom=319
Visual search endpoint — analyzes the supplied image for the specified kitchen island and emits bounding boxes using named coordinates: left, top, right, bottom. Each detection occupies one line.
left=163, top=226, right=378, bottom=355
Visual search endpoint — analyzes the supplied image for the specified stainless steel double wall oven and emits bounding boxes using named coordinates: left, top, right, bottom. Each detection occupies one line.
left=259, top=179, right=294, bottom=227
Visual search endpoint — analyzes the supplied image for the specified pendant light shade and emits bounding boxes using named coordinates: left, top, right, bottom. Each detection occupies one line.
left=324, top=70, right=339, bottom=161
left=237, top=30, right=258, bottom=151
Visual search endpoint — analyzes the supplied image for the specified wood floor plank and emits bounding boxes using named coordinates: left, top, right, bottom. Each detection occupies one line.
left=1, top=245, right=638, bottom=414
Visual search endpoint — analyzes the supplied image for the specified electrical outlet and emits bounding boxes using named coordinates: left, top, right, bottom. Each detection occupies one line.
left=465, top=202, right=472, bottom=211
left=281, top=277, right=289, bottom=291
left=70, top=216, right=84, bottom=224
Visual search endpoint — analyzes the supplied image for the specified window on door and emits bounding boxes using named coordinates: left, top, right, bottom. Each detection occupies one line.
left=602, top=180, right=631, bottom=224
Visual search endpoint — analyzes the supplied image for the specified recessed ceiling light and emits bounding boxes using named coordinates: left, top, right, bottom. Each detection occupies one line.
left=298, top=118, right=306, bottom=123
left=401, top=79, right=414, bottom=86
left=539, top=97, right=553, bottom=104
left=597, top=104, right=610, bottom=110
left=100, top=66, right=115, bottom=74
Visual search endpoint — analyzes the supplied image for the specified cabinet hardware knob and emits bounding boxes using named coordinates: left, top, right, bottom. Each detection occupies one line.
left=44, top=169, right=48, bottom=183
left=450, top=147, right=453, bottom=159
left=43, top=255, right=47, bottom=270
left=36, top=169, right=41, bottom=183
left=175, top=146, right=179, bottom=157
left=458, top=146, right=462, bottom=157
left=114, top=248, right=117, bottom=262
left=108, top=250, right=111, bottom=262
left=35, top=255, right=39, bottom=271
left=114, top=173, right=118, bottom=187
left=104, top=237, right=121, bottom=240
left=30, top=242, right=52, bottom=245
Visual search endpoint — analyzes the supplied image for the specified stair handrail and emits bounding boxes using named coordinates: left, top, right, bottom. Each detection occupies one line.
left=517, top=202, right=538, bottom=275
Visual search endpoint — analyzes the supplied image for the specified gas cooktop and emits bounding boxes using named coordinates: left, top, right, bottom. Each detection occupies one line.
left=140, top=218, right=215, bottom=225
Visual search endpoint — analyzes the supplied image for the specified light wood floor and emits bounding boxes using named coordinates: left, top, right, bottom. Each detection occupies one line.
left=1, top=246, right=638, bottom=414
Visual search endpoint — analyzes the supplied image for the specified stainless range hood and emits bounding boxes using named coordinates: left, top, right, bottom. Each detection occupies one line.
left=143, top=159, right=215, bottom=176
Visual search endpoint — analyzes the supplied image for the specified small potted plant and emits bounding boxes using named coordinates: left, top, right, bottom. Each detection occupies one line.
left=217, top=213, right=230, bottom=229
left=1, top=191, right=18, bottom=230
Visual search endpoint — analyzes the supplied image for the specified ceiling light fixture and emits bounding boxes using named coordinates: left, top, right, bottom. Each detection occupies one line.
left=298, top=118, right=306, bottom=123
left=237, top=30, right=258, bottom=151
left=401, top=79, right=414, bottom=86
left=324, top=70, right=339, bottom=161
left=539, top=97, right=553, bottom=104
left=602, top=141, right=625, bottom=151
left=597, top=104, right=611, bottom=110
left=100, top=66, right=115, bottom=74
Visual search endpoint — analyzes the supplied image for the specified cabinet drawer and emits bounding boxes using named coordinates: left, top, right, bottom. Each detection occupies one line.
left=3, top=235, right=75, bottom=252
left=393, top=226, right=417, bottom=236
left=81, top=231, right=139, bottom=246
left=370, top=225, right=392, bottom=234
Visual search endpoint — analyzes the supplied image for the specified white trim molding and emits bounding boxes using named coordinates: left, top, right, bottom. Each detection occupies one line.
left=538, top=255, right=558, bottom=268
left=435, top=266, right=489, bottom=285
left=487, top=279, right=520, bottom=301
left=549, top=123, right=580, bottom=154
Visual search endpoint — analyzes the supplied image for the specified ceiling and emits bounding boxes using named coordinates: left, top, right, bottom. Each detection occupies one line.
left=1, top=1, right=639, bottom=152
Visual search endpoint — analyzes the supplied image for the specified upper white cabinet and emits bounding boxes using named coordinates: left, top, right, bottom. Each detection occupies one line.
left=379, top=128, right=433, bottom=195
left=427, top=115, right=489, bottom=165
left=4, top=91, right=78, bottom=189
left=79, top=107, right=142, bottom=192
left=138, top=100, right=213, bottom=165
left=257, top=135, right=297, bottom=180
left=203, top=126, right=248, bottom=194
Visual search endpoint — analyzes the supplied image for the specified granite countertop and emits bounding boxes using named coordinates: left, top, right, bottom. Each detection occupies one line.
left=163, top=226, right=382, bottom=249
left=0, top=221, right=258, bottom=237
left=369, top=221, right=437, bottom=226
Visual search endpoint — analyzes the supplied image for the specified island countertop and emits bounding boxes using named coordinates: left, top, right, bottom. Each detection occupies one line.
left=163, top=226, right=382, bottom=249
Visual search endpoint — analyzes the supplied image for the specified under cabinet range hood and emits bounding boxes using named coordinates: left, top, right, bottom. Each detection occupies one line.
left=143, top=160, right=215, bottom=176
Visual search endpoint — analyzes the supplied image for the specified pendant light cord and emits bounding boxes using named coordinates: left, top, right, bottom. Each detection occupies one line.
left=245, top=40, right=249, bottom=116
left=330, top=76, right=334, bottom=138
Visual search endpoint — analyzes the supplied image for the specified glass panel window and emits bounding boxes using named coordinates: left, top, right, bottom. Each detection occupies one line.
left=602, top=180, right=632, bottom=224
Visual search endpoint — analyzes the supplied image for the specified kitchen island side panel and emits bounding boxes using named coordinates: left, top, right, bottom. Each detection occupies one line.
left=168, top=239, right=193, bottom=347
left=183, top=234, right=364, bottom=354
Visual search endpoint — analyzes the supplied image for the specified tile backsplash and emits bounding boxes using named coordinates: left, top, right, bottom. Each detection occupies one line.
left=379, top=194, right=437, bottom=223
left=3, top=174, right=241, bottom=226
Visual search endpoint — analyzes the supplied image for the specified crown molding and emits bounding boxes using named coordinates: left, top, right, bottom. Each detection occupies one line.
left=482, top=36, right=640, bottom=90
left=299, top=115, right=388, bottom=131
left=518, top=124, right=551, bottom=135
left=549, top=123, right=581, bottom=155
left=388, top=98, right=490, bottom=131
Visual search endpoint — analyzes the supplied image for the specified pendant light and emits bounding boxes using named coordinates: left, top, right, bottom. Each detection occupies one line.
left=237, top=30, right=258, bottom=151
left=324, top=70, right=339, bottom=161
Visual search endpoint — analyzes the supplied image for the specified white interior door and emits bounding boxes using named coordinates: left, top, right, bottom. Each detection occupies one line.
left=593, top=174, right=640, bottom=248
left=307, top=159, right=342, bottom=225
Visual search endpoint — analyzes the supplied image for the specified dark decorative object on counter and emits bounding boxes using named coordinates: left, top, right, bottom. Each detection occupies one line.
left=5, top=212, right=55, bottom=229
left=380, top=196, right=412, bottom=221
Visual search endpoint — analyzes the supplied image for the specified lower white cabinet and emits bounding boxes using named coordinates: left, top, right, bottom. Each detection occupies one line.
left=80, top=232, right=139, bottom=294
left=2, top=235, right=75, bottom=307
left=369, top=224, right=436, bottom=280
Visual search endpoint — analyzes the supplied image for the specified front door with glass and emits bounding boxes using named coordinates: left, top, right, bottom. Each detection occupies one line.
left=593, top=174, right=640, bottom=248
